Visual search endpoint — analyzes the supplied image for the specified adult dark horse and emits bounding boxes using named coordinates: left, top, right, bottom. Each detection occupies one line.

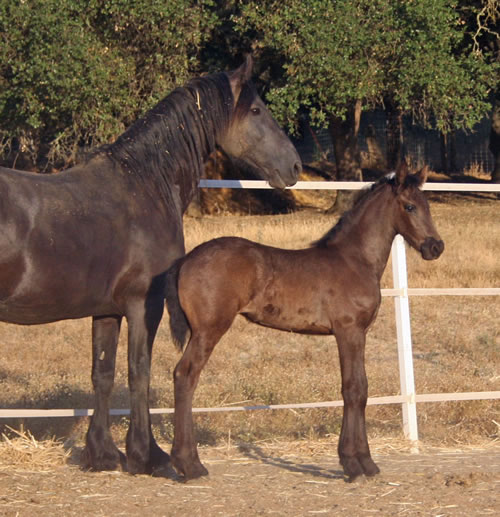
left=0, top=56, right=301, bottom=474
left=167, top=162, right=444, bottom=481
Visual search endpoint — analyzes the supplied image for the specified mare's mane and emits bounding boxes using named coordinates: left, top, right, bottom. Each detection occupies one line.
left=97, top=72, right=255, bottom=205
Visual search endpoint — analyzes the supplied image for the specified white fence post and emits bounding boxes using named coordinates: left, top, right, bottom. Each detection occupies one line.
left=391, top=235, right=419, bottom=445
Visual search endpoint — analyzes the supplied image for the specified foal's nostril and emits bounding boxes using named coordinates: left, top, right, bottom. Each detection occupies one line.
left=429, top=239, right=444, bottom=258
left=293, top=161, right=302, bottom=177
left=421, top=238, right=444, bottom=260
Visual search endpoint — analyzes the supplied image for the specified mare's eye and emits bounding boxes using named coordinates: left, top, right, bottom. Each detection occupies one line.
left=405, top=204, right=416, bottom=213
left=251, top=107, right=261, bottom=115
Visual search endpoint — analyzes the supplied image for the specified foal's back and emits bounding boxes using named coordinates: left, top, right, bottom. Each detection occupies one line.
left=177, top=236, right=380, bottom=337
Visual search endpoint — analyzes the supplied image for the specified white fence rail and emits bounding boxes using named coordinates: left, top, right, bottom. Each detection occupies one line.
left=199, top=179, right=500, bottom=192
left=1, top=180, right=499, bottom=446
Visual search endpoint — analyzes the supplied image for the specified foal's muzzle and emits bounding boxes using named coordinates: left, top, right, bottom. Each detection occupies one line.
left=420, top=237, right=444, bottom=260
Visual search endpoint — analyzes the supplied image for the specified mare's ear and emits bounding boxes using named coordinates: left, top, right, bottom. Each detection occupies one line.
left=395, top=159, right=409, bottom=186
left=227, top=54, right=253, bottom=101
left=415, top=165, right=429, bottom=187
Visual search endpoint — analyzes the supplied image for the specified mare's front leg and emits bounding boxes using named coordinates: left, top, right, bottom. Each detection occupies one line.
left=81, top=315, right=126, bottom=471
left=125, top=294, right=170, bottom=475
left=336, top=327, right=380, bottom=481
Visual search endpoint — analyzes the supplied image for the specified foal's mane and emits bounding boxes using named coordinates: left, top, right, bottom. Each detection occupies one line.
left=313, top=173, right=424, bottom=248
left=313, top=176, right=395, bottom=248
left=99, top=72, right=253, bottom=205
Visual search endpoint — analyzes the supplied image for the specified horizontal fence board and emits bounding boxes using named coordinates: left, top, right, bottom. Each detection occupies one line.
left=381, top=287, right=500, bottom=297
left=1, top=391, right=498, bottom=419
left=199, top=179, right=500, bottom=192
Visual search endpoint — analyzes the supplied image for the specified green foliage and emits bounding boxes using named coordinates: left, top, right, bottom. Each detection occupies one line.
left=236, top=0, right=497, bottom=133
left=0, top=0, right=216, bottom=168
left=0, top=0, right=497, bottom=167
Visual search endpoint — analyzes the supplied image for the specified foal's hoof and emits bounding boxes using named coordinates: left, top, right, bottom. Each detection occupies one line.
left=171, top=456, right=209, bottom=481
left=360, top=456, right=380, bottom=477
left=341, top=455, right=380, bottom=481
left=341, top=456, right=364, bottom=482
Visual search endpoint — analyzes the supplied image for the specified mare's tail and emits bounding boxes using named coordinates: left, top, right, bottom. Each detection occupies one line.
left=165, top=259, right=190, bottom=351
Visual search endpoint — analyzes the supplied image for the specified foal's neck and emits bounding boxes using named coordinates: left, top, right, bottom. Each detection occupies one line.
left=334, top=186, right=397, bottom=280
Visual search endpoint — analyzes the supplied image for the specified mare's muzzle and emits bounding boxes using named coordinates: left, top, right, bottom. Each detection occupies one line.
left=268, top=161, right=302, bottom=190
left=420, top=237, right=444, bottom=260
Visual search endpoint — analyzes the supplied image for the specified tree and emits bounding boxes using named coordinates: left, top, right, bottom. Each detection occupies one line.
left=457, top=0, right=500, bottom=183
left=0, top=0, right=217, bottom=169
left=235, top=0, right=498, bottom=209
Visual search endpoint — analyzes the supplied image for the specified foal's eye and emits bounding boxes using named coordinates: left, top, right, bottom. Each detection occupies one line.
left=251, top=107, right=261, bottom=115
left=404, top=204, right=416, bottom=213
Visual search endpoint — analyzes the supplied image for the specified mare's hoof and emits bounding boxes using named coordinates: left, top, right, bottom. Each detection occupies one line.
left=80, top=446, right=126, bottom=472
left=149, top=445, right=171, bottom=471
left=127, top=444, right=171, bottom=475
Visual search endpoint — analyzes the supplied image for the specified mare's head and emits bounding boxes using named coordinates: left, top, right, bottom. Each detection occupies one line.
left=391, top=162, right=444, bottom=260
left=219, top=55, right=301, bottom=189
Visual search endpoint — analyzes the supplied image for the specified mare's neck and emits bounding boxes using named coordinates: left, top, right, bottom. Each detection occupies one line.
left=107, top=82, right=228, bottom=214
left=332, top=186, right=397, bottom=280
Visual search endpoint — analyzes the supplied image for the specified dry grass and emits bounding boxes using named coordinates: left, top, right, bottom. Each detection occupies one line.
left=0, top=426, right=70, bottom=470
left=0, top=194, right=498, bottom=455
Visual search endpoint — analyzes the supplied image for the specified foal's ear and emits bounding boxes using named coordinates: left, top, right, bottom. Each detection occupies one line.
left=395, top=159, right=409, bottom=186
left=227, top=54, right=253, bottom=101
left=415, top=165, right=429, bottom=187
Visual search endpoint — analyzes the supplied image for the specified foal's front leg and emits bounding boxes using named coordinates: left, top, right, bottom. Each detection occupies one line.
left=82, top=315, right=125, bottom=471
left=335, top=327, right=380, bottom=480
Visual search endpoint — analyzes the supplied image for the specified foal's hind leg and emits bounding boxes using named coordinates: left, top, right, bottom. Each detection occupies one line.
left=171, top=327, right=228, bottom=480
left=336, top=327, right=380, bottom=480
left=81, top=315, right=125, bottom=471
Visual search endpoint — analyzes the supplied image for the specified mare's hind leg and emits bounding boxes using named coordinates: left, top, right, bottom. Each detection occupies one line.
left=171, top=327, right=228, bottom=480
left=81, top=315, right=125, bottom=471
left=336, top=327, right=380, bottom=481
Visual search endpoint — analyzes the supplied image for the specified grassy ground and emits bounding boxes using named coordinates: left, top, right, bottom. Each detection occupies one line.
left=0, top=191, right=498, bottom=450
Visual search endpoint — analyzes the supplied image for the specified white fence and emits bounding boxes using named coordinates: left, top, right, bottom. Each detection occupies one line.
left=1, top=180, right=499, bottom=446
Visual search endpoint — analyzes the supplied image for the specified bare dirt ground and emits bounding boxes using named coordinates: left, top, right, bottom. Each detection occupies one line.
left=0, top=440, right=498, bottom=516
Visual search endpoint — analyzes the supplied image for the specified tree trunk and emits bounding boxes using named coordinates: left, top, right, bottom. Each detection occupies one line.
left=440, top=132, right=449, bottom=174
left=489, top=90, right=500, bottom=184
left=327, top=100, right=363, bottom=213
left=385, top=100, right=404, bottom=171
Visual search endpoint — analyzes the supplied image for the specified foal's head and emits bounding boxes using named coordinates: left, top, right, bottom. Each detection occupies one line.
left=219, top=55, right=301, bottom=189
left=391, top=162, right=444, bottom=260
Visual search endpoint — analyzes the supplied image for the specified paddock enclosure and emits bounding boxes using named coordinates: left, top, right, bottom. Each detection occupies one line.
left=0, top=187, right=497, bottom=442
left=0, top=183, right=498, bottom=513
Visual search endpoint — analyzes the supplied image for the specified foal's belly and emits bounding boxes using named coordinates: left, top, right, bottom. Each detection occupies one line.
left=240, top=266, right=377, bottom=336
left=242, top=291, right=335, bottom=335
left=244, top=310, right=334, bottom=335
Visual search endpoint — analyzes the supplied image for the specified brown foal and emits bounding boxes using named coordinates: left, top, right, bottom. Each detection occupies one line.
left=167, top=161, right=444, bottom=481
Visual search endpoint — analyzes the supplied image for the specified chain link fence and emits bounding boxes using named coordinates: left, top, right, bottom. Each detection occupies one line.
left=295, top=111, right=494, bottom=174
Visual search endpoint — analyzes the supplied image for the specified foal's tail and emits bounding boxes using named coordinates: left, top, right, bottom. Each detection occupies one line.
left=165, top=259, right=190, bottom=352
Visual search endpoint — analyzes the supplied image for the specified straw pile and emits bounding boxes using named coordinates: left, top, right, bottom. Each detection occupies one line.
left=0, top=426, right=70, bottom=471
